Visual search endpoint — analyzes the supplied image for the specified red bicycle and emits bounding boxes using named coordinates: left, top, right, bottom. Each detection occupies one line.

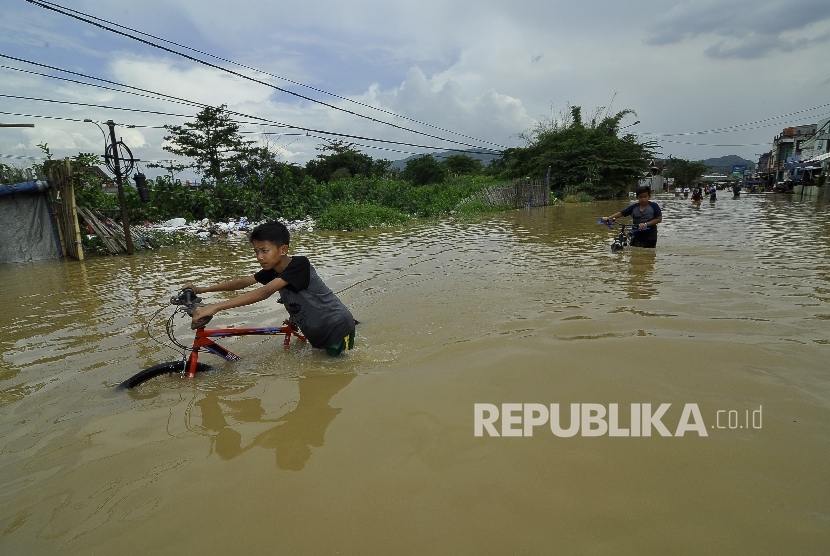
left=117, top=288, right=306, bottom=389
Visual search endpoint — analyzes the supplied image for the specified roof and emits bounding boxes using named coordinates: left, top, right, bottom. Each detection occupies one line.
left=805, top=152, right=830, bottom=163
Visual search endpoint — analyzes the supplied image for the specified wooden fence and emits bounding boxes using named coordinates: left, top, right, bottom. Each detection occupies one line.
left=460, top=179, right=550, bottom=209
left=46, top=158, right=84, bottom=261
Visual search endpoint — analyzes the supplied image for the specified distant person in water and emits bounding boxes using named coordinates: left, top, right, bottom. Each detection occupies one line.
left=733, top=183, right=741, bottom=198
left=691, top=183, right=703, bottom=203
left=601, top=185, right=663, bottom=248
left=683, top=187, right=690, bottom=199
left=709, top=184, right=717, bottom=202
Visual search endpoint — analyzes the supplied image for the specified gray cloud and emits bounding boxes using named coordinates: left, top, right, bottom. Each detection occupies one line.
left=647, top=0, right=830, bottom=58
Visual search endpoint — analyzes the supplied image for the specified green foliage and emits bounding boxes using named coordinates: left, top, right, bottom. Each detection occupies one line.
left=664, top=158, right=708, bottom=187
left=563, top=192, right=595, bottom=203
left=305, top=140, right=380, bottom=183
left=317, top=203, right=411, bottom=231
left=401, top=154, right=446, bottom=186
left=442, top=154, right=482, bottom=175
left=500, top=105, right=657, bottom=199
left=157, top=105, right=253, bottom=183
left=0, top=162, right=28, bottom=183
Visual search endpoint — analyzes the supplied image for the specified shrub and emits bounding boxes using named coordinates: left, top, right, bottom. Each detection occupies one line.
left=316, top=203, right=411, bottom=231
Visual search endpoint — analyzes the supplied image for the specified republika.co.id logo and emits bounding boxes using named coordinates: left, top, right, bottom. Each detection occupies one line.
left=474, top=403, right=763, bottom=437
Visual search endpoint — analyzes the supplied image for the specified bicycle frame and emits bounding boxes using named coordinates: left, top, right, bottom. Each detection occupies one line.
left=598, top=219, right=648, bottom=252
left=116, top=289, right=309, bottom=389
left=184, top=324, right=306, bottom=378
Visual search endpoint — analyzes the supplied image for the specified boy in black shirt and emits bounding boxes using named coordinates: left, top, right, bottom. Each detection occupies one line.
left=601, top=185, right=663, bottom=248
left=186, top=221, right=355, bottom=356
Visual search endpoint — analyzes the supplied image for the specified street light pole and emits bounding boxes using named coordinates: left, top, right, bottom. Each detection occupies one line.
left=106, top=120, right=134, bottom=255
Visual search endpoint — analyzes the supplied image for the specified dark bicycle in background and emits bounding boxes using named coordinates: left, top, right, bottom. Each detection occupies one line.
left=597, top=219, right=650, bottom=252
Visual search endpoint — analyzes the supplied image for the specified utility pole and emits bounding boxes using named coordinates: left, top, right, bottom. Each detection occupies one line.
left=106, top=120, right=134, bottom=255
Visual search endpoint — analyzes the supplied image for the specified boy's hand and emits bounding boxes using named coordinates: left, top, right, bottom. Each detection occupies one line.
left=183, top=283, right=203, bottom=294
left=191, top=305, right=216, bottom=329
left=639, top=223, right=649, bottom=230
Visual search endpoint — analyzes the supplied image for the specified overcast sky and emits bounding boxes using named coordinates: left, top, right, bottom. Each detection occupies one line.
left=1, top=0, right=829, bottom=179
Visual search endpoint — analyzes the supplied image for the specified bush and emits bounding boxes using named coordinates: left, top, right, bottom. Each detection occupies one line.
left=317, top=203, right=411, bottom=231
left=563, top=192, right=594, bottom=203
left=401, top=155, right=446, bottom=186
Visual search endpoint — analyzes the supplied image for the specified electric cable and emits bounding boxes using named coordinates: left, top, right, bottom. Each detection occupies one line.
left=639, top=103, right=830, bottom=137
left=28, top=0, right=505, bottom=150
left=26, top=0, right=506, bottom=151
left=0, top=60, right=498, bottom=155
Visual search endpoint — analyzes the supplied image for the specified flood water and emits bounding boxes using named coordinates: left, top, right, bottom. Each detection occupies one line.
left=2, top=193, right=829, bottom=554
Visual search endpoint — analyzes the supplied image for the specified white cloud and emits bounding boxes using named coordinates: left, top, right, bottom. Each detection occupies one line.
left=3, top=0, right=830, bottom=168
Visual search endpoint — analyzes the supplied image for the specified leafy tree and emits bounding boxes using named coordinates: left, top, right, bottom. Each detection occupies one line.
left=402, top=154, right=446, bottom=186
left=305, top=139, right=375, bottom=183
left=500, top=105, right=657, bottom=198
left=442, top=154, right=482, bottom=175
left=664, top=158, right=708, bottom=187
left=158, top=105, right=252, bottom=183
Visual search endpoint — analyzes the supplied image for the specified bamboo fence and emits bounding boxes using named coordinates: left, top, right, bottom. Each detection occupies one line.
left=460, top=179, right=551, bottom=209
left=46, top=158, right=84, bottom=261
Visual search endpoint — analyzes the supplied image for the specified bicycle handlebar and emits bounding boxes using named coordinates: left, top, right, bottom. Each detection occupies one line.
left=597, top=219, right=649, bottom=233
left=171, top=288, right=213, bottom=329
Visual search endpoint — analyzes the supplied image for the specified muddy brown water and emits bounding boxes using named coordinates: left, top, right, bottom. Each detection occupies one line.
left=1, top=194, right=829, bottom=554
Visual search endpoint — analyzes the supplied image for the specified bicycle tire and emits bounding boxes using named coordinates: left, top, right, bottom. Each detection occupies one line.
left=116, top=361, right=213, bottom=390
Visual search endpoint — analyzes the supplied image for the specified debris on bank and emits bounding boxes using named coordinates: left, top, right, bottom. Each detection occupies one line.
left=81, top=214, right=316, bottom=255
left=149, top=216, right=315, bottom=239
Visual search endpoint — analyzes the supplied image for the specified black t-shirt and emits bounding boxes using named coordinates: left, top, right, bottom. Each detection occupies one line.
left=254, top=256, right=310, bottom=293
left=254, top=256, right=354, bottom=348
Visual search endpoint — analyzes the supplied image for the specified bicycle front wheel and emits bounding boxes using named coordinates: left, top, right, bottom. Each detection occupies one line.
left=116, top=361, right=213, bottom=390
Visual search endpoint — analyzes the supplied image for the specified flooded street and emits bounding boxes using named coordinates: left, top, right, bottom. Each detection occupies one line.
left=2, top=193, right=829, bottom=554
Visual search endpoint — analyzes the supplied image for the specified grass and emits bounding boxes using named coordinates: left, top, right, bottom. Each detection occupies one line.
left=562, top=192, right=595, bottom=203
left=316, top=203, right=411, bottom=231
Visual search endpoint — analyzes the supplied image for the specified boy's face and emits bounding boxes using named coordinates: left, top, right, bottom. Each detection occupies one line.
left=252, top=239, right=288, bottom=271
left=637, top=192, right=651, bottom=204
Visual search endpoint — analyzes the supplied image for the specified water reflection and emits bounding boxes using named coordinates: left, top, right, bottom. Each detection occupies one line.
left=625, top=248, right=657, bottom=300
left=194, top=372, right=355, bottom=470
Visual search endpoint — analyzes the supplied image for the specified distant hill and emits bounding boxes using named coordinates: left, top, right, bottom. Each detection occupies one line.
left=700, top=155, right=755, bottom=173
left=390, top=150, right=501, bottom=170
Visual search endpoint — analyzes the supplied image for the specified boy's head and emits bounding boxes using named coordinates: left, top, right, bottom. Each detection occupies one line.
left=250, top=221, right=290, bottom=248
left=635, top=185, right=651, bottom=200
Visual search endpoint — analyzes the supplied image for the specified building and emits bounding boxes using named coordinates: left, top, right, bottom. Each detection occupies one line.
left=767, top=124, right=817, bottom=183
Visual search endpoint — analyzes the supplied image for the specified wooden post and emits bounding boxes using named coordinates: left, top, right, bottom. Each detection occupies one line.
left=48, top=158, right=85, bottom=261
left=64, top=158, right=84, bottom=261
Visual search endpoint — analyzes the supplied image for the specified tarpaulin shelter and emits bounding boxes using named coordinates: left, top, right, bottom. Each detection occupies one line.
left=0, top=180, right=63, bottom=264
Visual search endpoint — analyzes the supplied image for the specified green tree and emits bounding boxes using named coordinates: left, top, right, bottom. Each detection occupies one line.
left=158, top=105, right=252, bottom=183
left=305, top=139, right=375, bottom=183
left=442, top=154, right=482, bottom=175
left=664, top=158, right=708, bottom=187
left=500, top=105, right=657, bottom=198
left=402, top=154, right=446, bottom=186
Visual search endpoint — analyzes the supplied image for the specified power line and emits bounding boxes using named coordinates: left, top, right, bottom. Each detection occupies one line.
left=28, top=0, right=504, bottom=150
left=0, top=109, right=161, bottom=128
left=303, top=133, right=495, bottom=161
left=0, top=58, right=501, bottom=155
left=0, top=62, right=202, bottom=111
left=0, top=93, right=196, bottom=119
left=656, top=139, right=773, bottom=147
left=639, top=103, right=830, bottom=137
left=26, top=0, right=505, bottom=151
left=0, top=88, right=501, bottom=156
